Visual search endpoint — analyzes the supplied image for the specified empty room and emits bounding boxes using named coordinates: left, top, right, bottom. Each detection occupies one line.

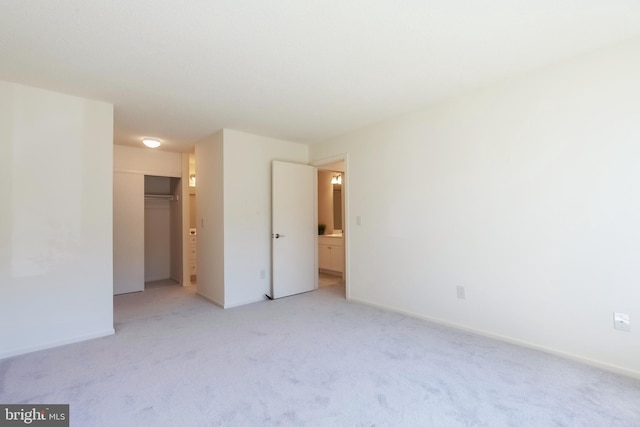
left=1, top=1, right=639, bottom=426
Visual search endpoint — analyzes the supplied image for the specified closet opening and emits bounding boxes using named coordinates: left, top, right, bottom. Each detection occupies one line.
left=144, top=175, right=183, bottom=290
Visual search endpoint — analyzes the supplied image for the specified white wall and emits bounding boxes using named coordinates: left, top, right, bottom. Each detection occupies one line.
left=310, top=37, right=640, bottom=377
left=195, top=129, right=309, bottom=308
left=195, top=131, right=225, bottom=305
left=0, top=82, right=114, bottom=358
left=223, top=130, right=309, bottom=307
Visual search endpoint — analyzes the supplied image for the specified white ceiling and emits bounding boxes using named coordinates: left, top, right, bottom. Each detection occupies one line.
left=1, top=1, right=639, bottom=152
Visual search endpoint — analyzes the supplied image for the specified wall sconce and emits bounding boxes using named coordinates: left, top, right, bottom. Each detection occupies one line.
left=331, top=174, right=342, bottom=185
left=189, top=174, right=196, bottom=186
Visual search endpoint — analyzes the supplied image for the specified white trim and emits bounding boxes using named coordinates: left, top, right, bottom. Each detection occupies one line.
left=349, top=296, right=640, bottom=380
left=224, top=295, right=270, bottom=309
left=311, top=153, right=348, bottom=168
left=0, top=329, right=115, bottom=360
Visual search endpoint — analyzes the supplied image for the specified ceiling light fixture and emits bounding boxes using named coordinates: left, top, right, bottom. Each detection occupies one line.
left=142, top=138, right=161, bottom=148
left=331, top=174, right=342, bottom=185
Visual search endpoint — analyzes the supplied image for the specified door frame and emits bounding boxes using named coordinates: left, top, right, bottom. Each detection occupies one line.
left=311, top=153, right=350, bottom=300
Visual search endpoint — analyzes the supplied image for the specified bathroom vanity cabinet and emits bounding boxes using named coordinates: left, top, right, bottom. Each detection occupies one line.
left=318, top=235, right=344, bottom=274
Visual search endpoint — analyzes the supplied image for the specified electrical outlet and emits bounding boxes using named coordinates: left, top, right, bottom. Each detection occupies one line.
left=260, top=269, right=266, bottom=280
left=456, top=286, right=466, bottom=300
left=614, top=312, right=630, bottom=332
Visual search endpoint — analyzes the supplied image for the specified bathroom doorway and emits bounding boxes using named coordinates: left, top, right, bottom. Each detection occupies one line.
left=315, top=158, right=347, bottom=296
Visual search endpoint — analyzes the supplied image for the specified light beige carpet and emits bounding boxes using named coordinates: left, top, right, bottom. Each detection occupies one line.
left=1, top=284, right=639, bottom=426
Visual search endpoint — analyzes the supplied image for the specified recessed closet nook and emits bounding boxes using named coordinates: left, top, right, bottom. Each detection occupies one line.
left=143, top=176, right=182, bottom=287
left=113, top=145, right=196, bottom=295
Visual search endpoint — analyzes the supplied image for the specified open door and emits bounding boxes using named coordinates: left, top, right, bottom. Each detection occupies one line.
left=271, top=161, right=317, bottom=299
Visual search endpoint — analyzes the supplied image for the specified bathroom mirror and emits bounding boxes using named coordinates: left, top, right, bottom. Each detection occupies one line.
left=333, top=184, right=342, bottom=230
left=318, top=169, right=344, bottom=235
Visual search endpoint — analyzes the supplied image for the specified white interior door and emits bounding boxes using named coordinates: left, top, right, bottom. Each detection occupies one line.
left=271, top=161, right=317, bottom=299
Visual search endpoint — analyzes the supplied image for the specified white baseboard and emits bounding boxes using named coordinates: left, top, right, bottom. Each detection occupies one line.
left=319, top=268, right=342, bottom=276
left=224, top=295, right=269, bottom=309
left=196, top=291, right=224, bottom=308
left=196, top=291, right=269, bottom=309
left=0, top=328, right=115, bottom=360
left=348, top=296, right=640, bottom=380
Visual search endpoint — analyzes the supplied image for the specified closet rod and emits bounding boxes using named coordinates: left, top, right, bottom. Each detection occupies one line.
left=144, top=194, right=174, bottom=200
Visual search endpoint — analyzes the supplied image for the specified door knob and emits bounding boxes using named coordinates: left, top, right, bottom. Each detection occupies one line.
left=273, top=233, right=285, bottom=239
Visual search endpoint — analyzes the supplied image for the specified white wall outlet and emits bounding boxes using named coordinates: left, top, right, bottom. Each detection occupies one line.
left=260, top=269, right=266, bottom=280
left=614, top=312, right=630, bottom=332
left=456, top=286, right=466, bottom=300
left=356, top=215, right=362, bottom=226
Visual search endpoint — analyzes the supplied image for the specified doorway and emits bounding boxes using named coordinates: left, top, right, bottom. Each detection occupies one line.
left=314, top=156, right=348, bottom=298
left=188, top=153, right=197, bottom=285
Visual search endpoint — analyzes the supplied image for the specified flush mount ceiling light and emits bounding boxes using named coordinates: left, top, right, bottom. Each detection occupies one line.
left=142, top=138, right=161, bottom=148
left=331, top=174, right=342, bottom=185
